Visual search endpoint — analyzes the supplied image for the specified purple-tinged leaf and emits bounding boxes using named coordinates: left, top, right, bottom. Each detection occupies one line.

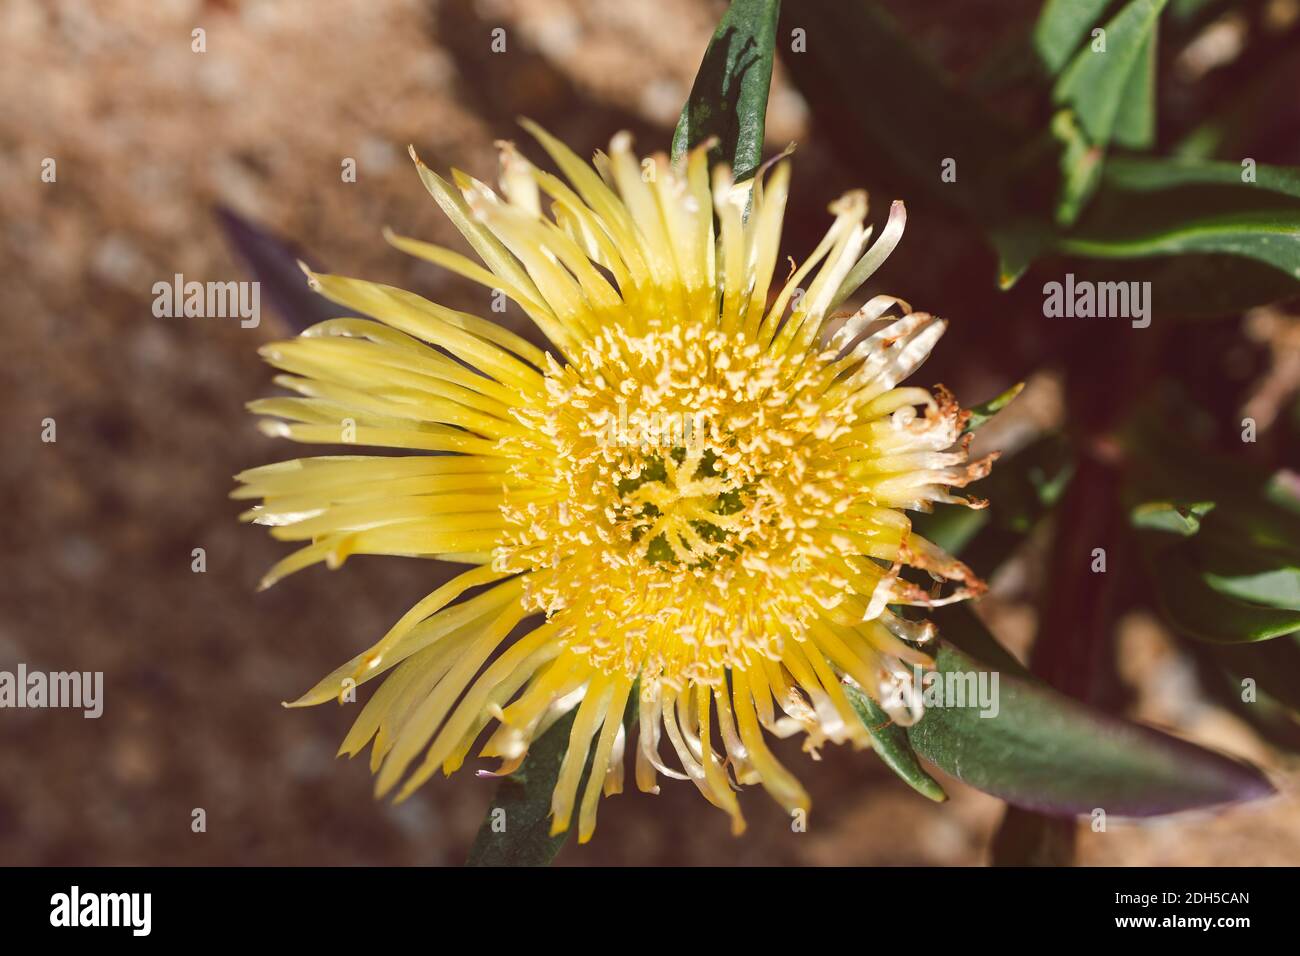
left=215, top=206, right=346, bottom=333
left=908, top=608, right=1275, bottom=817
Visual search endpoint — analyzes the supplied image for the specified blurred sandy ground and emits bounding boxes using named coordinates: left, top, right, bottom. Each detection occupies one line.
left=1, top=0, right=1296, bottom=865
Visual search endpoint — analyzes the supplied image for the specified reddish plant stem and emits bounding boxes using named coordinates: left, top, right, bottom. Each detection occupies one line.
left=996, top=323, right=1158, bottom=865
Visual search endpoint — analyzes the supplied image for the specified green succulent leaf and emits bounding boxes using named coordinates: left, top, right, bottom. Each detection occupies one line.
left=844, top=682, right=947, bottom=802
left=1196, top=536, right=1300, bottom=610
left=1152, top=546, right=1300, bottom=644
left=909, top=609, right=1275, bottom=815
left=996, top=156, right=1300, bottom=307
left=1059, top=206, right=1300, bottom=279
left=1053, top=0, right=1168, bottom=148
left=1204, top=566, right=1300, bottom=610
left=671, top=0, right=781, bottom=181
left=1051, top=0, right=1169, bottom=222
left=1130, top=448, right=1300, bottom=640
left=990, top=221, right=1054, bottom=290
left=1011, top=166, right=1300, bottom=312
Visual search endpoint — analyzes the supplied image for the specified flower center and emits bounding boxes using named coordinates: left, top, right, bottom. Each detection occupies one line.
left=614, top=445, right=749, bottom=567
left=491, top=324, right=887, bottom=684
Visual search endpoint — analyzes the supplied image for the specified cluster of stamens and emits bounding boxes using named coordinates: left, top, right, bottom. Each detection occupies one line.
left=492, top=323, right=890, bottom=687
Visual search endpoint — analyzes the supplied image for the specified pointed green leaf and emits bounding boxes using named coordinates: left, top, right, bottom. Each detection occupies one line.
left=1059, top=206, right=1300, bottom=279
left=1197, top=539, right=1300, bottom=610
left=1153, top=546, right=1300, bottom=643
left=1204, top=566, right=1300, bottom=611
left=671, top=0, right=781, bottom=181
left=908, top=612, right=1275, bottom=816
left=1050, top=0, right=1168, bottom=223
left=1053, top=0, right=1169, bottom=147
left=990, top=223, right=1051, bottom=290
left=996, top=154, right=1300, bottom=302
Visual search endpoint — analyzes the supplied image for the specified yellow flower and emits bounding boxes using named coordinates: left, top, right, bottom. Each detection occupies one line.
left=237, top=124, right=993, bottom=841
